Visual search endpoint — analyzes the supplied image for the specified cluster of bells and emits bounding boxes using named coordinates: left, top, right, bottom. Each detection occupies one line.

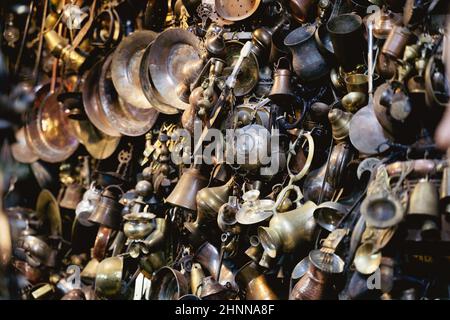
left=1, top=0, right=450, bottom=300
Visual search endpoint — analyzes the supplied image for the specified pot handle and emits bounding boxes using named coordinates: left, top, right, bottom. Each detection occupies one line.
left=275, top=56, right=292, bottom=71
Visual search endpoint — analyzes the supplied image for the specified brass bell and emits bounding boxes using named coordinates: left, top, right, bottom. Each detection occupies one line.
left=440, top=167, right=450, bottom=212
left=313, top=201, right=348, bottom=232
left=235, top=261, right=278, bottom=300
left=408, top=179, right=440, bottom=220
left=408, top=179, right=440, bottom=238
left=258, top=201, right=318, bottom=258
left=268, top=58, right=295, bottom=106
left=88, top=186, right=124, bottom=230
left=328, top=109, right=352, bottom=142
left=185, top=178, right=234, bottom=237
left=166, top=167, right=208, bottom=211
left=341, top=92, right=367, bottom=113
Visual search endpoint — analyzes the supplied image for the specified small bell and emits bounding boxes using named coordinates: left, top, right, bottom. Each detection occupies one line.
left=328, top=108, right=352, bottom=142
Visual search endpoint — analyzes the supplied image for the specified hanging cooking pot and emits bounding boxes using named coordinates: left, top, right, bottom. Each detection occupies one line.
left=327, top=13, right=366, bottom=72
left=284, top=25, right=329, bottom=83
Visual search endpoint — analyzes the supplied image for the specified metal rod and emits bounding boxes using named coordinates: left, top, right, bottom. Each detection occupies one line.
left=15, top=0, right=35, bottom=74
left=33, top=0, right=49, bottom=86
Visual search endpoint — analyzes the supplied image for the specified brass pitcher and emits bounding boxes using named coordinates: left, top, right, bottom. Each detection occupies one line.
left=258, top=201, right=318, bottom=258
left=88, top=185, right=124, bottom=230
left=235, top=261, right=278, bottom=300
left=185, top=178, right=234, bottom=236
left=166, top=167, right=208, bottom=211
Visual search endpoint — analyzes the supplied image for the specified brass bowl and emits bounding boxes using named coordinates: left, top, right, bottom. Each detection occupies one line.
left=342, top=92, right=367, bottom=113
left=123, top=212, right=156, bottom=240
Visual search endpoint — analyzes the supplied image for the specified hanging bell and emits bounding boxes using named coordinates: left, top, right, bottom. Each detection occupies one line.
left=408, top=179, right=440, bottom=238
left=268, top=58, right=295, bottom=106
left=94, top=256, right=124, bottom=299
left=166, top=167, right=208, bottom=211
left=88, top=186, right=124, bottom=230
left=328, top=108, right=352, bottom=142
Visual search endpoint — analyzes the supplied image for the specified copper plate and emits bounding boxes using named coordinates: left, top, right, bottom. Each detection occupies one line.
left=222, top=41, right=259, bottom=97
left=148, top=28, right=202, bottom=110
left=25, top=84, right=79, bottom=163
left=111, top=30, right=158, bottom=110
left=82, top=61, right=122, bottom=137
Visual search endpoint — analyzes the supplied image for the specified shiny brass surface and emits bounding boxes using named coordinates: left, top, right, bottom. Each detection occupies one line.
left=166, top=168, right=208, bottom=211
left=258, top=201, right=318, bottom=258
left=95, top=256, right=124, bottom=298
